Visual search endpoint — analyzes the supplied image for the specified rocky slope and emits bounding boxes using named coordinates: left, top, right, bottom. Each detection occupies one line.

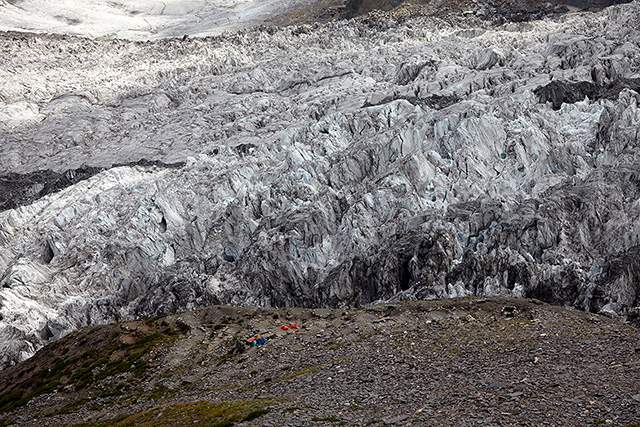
left=0, top=297, right=638, bottom=427
left=1, top=0, right=640, bottom=368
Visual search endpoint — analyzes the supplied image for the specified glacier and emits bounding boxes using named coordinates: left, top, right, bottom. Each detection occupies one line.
left=1, top=0, right=640, bottom=367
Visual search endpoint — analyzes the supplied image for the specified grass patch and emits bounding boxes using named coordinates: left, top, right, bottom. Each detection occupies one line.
left=145, top=314, right=168, bottom=325
left=217, top=354, right=234, bottom=366
left=98, top=383, right=126, bottom=399
left=49, top=397, right=90, bottom=416
left=281, top=364, right=323, bottom=381
left=243, top=408, right=270, bottom=421
left=148, top=384, right=171, bottom=400
left=0, top=389, right=28, bottom=414
left=70, top=399, right=273, bottom=427
left=175, top=320, right=190, bottom=334
left=0, top=320, right=188, bottom=415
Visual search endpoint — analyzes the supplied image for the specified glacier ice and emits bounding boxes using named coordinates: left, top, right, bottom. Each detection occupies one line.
left=1, top=1, right=640, bottom=367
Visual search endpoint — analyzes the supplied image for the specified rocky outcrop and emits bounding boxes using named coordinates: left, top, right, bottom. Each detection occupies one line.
left=1, top=1, right=640, bottom=368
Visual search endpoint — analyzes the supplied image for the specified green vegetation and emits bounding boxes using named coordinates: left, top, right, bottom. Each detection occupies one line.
left=216, top=354, right=234, bottom=366
left=0, top=353, right=85, bottom=412
left=49, top=397, right=90, bottom=415
left=70, top=332, right=165, bottom=390
left=175, top=320, right=191, bottom=334
left=97, top=382, right=126, bottom=399
left=0, top=389, right=28, bottom=414
left=145, top=314, right=168, bottom=325
left=0, top=320, right=189, bottom=415
left=148, top=384, right=171, bottom=400
left=242, top=408, right=271, bottom=421
left=71, top=399, right=272, bottom=427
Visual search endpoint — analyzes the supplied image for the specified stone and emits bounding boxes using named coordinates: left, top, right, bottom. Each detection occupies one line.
left=488, top=382, right=509, bottom=389
left=383, top=415, right=409, bottom=425
left=181, top=375, right=199, bottom=384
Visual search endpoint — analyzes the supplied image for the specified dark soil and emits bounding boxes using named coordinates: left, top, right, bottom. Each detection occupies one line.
left=0, top=160, right=184, bottom=213
left=0, top=297, right=638, bottom=426
left=535, top=78, right=640, bottom=110
left=271, top=0, right=634, bottom=27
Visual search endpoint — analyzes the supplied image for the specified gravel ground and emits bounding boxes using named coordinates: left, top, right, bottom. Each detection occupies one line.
left=1, top=297, right=638, bottom=426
